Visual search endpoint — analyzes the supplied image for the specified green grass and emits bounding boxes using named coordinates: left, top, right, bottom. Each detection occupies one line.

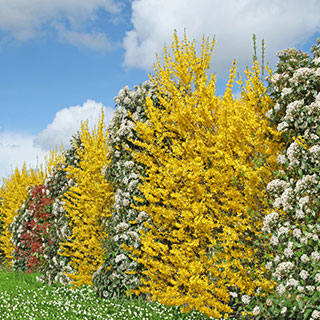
left=0, top=264, right=228, bottom=320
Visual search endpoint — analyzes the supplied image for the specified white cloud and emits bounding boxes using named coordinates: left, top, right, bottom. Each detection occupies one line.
left=0, top=99, right=114, bottom=182
left=0, top=0, right=120, bottom=49
left=0, top=131, right=47, bottom=181
left=34, top=99, right=114, bottom=151
left=123, top=0, right=320, bottom=77
left=55, top=23, right=113, bottom=51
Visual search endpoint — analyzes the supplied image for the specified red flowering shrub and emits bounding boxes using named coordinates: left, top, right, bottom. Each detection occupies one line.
left=10, top=184, right=54, bottom=273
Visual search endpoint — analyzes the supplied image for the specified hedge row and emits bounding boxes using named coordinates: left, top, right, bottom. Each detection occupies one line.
left=0, top=34, right=319, bottom=319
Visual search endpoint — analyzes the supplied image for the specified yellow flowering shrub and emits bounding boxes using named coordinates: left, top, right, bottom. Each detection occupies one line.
left=45, top=147, right=66, bottom=177
left=59, top=113, right=113, bottom=287
left=0, top=164, right=44, bottom=264
left=130, top=33, right=282, bottom=318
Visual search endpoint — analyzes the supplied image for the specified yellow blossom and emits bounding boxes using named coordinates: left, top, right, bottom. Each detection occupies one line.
left=59, top=112, right=113, bottom=287
left=130, top=32, right=282, bottom=318
left=0, top=164, right=44, bottom=264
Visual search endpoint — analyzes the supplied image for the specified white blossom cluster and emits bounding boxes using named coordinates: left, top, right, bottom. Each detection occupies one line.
left=312, top=310, right=320, bottom=320
left=289, top=67, right=314, bottom=86
left=262, top=211, right=279, bottom=231
left=93, top=81, right=158, bottom=299
left=273, top=261, right=294, bottom=280
left=251, top=38, right=320, bottom=319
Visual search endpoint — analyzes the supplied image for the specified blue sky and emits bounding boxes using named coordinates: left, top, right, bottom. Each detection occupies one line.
left=0, top=0, right=320, bottom=180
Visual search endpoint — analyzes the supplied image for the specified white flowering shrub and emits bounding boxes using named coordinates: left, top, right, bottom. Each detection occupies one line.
left=245, top=39, right=320, bottom=319
left=36, top=165, right=73, bottom=285
left=92, top=81, right=158, bottom=298
left=36, top=136, right=81, bottom=285
left=9, top=136, right=81, bottom=286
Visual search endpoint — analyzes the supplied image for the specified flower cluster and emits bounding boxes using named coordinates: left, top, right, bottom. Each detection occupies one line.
left=92, top=81, right=157, bottom=298
left=246, top=38, right=320, bottom=320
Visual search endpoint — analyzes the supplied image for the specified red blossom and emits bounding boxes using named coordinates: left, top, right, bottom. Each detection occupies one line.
left=13, top=184, right=55, bottom=272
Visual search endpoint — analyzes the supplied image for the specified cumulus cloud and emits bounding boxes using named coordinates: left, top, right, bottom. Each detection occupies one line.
left=0, top=0, right=120, bottom=49
left=0, top=99, right=114, bottom=181
left=0, top=131, right=47, bottom=181
left=123, top=0, right=320, bottom=77
left=34, top=99, right=114, bottom=151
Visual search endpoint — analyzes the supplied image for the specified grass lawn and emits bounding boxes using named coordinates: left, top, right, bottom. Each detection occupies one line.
left=0, top=264, right=234, bottom=320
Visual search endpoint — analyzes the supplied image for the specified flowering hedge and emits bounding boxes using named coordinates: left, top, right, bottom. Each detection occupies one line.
left=93, top=81, right=158, bottom=299
left=2, top=33, right=319, bottom=320
left=245, top=39, right=320, bottom=319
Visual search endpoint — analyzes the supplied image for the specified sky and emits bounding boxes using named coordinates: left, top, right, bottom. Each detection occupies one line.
left=0, top=0, right=320, bottom=181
